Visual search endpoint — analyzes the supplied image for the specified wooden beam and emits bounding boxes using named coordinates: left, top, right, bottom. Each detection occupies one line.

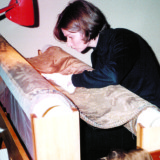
left=0, top=105, right=30, bottom=160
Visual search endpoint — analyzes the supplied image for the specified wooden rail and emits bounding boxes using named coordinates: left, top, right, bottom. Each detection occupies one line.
left=0, top=105, right=30, bottom=160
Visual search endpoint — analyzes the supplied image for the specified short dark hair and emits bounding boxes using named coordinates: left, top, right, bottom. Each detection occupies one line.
left=54, top=0, right=110, bottom=43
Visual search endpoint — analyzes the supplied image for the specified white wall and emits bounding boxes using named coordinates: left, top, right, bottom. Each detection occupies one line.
left=1, top=0, right=160, bottom=66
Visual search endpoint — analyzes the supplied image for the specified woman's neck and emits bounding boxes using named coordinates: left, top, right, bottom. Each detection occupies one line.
left=88, top=35, right=99, bottom=48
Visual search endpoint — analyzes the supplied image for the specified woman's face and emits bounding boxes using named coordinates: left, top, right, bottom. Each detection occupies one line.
left=62, top=29, right=90, bottom=52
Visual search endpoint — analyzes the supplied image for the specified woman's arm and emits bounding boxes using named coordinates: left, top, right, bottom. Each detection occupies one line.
left=72, top=31, right=140, bottom=88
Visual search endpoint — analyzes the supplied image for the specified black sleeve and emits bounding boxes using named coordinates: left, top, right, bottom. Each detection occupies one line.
left=72, top=31, right=140, bottom=88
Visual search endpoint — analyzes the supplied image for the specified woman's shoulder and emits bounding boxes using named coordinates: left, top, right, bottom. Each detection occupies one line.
left=99, top=28, right=138, bottom=44
left=104, top=28, right=142, bottom=44
left=102, top=28, right=138, bottom=36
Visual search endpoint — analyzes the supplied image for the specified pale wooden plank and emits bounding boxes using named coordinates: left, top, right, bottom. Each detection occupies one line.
left=31, top=109, right=80, bottom=160
left=137, top=123, right=144, bottom=149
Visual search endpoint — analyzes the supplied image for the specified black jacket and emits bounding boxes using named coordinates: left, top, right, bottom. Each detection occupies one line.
left=72, top=28, right=160, bottom=107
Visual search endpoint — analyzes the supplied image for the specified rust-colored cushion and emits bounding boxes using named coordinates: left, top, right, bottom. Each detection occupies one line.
left=27, top=46, right=92, bottom=74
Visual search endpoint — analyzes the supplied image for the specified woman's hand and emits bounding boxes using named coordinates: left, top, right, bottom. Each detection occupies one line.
left=41, top=73, right=76, bottom=93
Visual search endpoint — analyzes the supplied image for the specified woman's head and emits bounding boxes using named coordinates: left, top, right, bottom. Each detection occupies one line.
left=54, top=0, right=110, bottom=44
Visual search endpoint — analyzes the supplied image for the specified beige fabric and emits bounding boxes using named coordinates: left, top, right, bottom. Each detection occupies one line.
left=0, top=35, right=75, bottom=120
left=27, top=46, right=157, bottom=135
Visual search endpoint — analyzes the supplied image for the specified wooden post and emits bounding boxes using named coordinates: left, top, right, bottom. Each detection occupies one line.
left=137, top=123, right=144, bottom=149
left=137, top=123, right=160, bottom=152
left=31, top=108, right=80, bottom=160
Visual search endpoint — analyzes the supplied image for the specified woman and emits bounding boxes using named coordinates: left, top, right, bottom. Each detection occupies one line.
left=43, top=0, right=160, bottom=159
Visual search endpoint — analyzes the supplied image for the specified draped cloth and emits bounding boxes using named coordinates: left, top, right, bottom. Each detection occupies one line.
left=27, top=46, right=158, bottom=135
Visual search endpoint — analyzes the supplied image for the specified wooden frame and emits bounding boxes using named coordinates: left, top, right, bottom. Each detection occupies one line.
left=0, top=105, right=30, bottom=160
left=0, top=104, right=80, bottom=160
left=137, top=123, right=160, bottom=160
left=0, top=34, right=81, bottom=160
left=137, top=123, right=160, bottom=152
left=31, top=109, right=80, bottom=160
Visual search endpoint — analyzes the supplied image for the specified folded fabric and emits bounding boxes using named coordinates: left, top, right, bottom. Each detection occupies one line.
left=27, top=46, right=157, bottom=135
